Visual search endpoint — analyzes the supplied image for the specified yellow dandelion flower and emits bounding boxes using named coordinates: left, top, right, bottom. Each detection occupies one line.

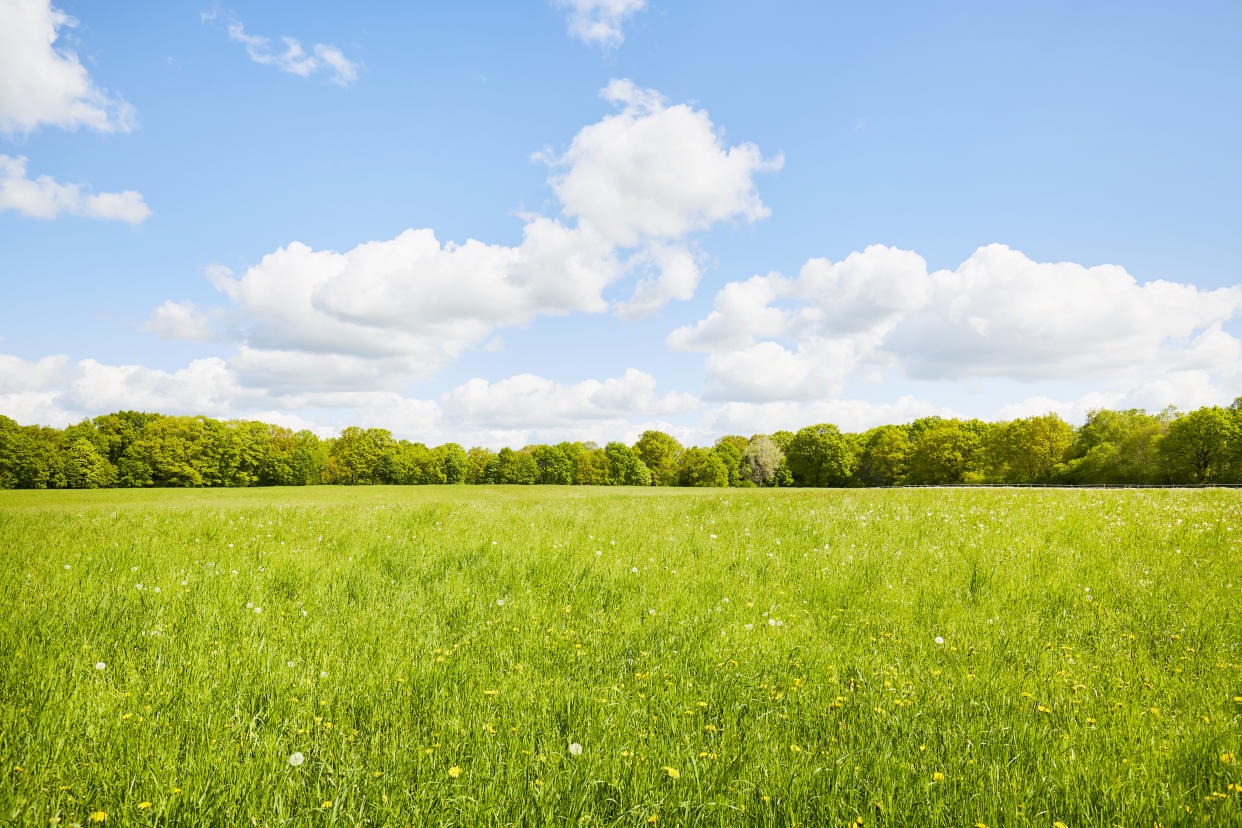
left=932, top=772, right=945, bottom=782
left=449, top=766, right=463, bottom=778
left=1054, top=822, right=1068, bottom=828
left=648, top=816, right=659, bottom=824
left=137, top=802, right=151, bottom=809
left=89, top=813, right=107, bottom=823
left=1222, top=753, right=1235, bottom=764
left=322, top=801, right=332, bottom=808
left=663, top=766, right=680, bottom=780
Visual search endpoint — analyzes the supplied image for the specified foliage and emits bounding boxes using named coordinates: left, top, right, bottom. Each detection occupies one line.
left=2, top=403, right=1241, bottom=489
left=785, top=424, right=857, bottom=487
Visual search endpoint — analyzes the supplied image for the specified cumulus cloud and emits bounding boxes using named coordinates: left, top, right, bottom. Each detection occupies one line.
left=141, top=300, right=215, bottom=341
left=0, top=155, right=150, bottom=222
left=0, top=352, right=701, bottom=448
left=223, top=19, right=360, bottom=86
left=150, top=82, right=776, bottom=390
left=554, top=0, right=646, bottom=48
left=698, top=396, right=959, bottom=438
left=0, top=0, right=134, bottom=134
left=672, top=243, right=1242, bottom=406
left=441, top=369, right=697, bottom=430
left=547, top=79, right=782, bottom=248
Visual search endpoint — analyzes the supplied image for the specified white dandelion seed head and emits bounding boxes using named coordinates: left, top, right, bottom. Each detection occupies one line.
left=135, top=583, right=143, bottom=590
left=630, top=567, right=638, bottom=574
left=934, top=636, right=945, bottom=645
left=496, top=599, right=504, bottom=607
left=320, top=671, right=328, bottom=679
left=768, top=618, right=777, bottom=627
left=64, top=564, right=71, bottom=569
left=569, top=742, right=583, bottom=756
left=246, top=602, right=254, bottom=609
left=131, top=566, right=138, bottom=572
left=95, top=662, right=106, bottom=670
left=649, top=609, right=656, bottom=616
left=288, top=752, right=304, bottom=766
left=709, top=534, right=717, bottom=539
left=153, top=587, right=160, bottom=593
left=254, top=607, right=262, bottom=614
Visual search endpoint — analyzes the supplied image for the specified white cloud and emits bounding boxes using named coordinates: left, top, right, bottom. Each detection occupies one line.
left=547, top=79, right=782, bottom=248
left=554, top=0, right=646, bottom=48
left=150, top=82, right=775, bottom=390
left=673, top=243, right=1242, bottom=405
left=441, top=369, right=697, bottom=431
left=0, top=155, right=150, bottom=222
left=141, top=300, right=215, bottom=341
left=0, top=352, right=701, bottom=448
left=0, top=0, right=134, bottom=134
left=698, top=396, right=958, bottom=438
left=223, top=19, right=360, bottom=86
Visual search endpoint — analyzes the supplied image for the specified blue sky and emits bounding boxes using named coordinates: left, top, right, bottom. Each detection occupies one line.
left=1, top=0, right=1240, bottom=447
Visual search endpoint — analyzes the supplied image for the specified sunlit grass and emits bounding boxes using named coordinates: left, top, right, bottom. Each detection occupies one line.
left=1, top=486, right=1239, bottom=826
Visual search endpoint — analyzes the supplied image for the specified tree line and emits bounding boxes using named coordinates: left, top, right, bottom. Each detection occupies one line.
left=1, top=400, right=1241, bottom=490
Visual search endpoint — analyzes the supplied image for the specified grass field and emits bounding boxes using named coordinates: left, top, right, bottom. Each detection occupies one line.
left=1, top=486, right=1240, bottom=827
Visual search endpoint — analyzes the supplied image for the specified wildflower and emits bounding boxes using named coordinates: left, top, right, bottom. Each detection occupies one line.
left=1054, top=822, right=1068, bottom=828
left=321, top=800, right=332, bottom=808
left=136, top=584, right=143, bottom=590
left=934, top=636, right=945, bottom=645
left=449, top=766, right=463, bottom=778
left=932, top=772, right=945, bottom=782
left=89, top=813, right=107, bottom=823
left=320, top=671, right=328, bottom=679
left=663, top=766, right=680, bottom=779
left=95, top=662, right=106, bottom=671
left=288, top=752, right=304, bottom=767
left=648, top=817, right=659, bottom=824
left=1223, top=753, right=1235, bottom=764
left=496, top=599, right=504, bottom=606
left=137, top=802, right=151, bottom=809
left=569, top=743, right=583, bottom=756
left=768, top=619, right=777, bottom=627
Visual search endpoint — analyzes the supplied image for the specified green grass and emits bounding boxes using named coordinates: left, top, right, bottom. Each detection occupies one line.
left=1, top=486, right=1239, bottom=826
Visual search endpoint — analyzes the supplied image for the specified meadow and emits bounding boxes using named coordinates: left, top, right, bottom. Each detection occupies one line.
left=1, top=486, right=1239, bottom=827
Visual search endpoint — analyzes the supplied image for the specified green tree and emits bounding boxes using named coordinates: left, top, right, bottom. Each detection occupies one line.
left=711, top=439, right=745, bottom=486
left=1063, top=408, right=1167, bottom=484
left=785, top=424, right=857, bottom=487
left=605, top=442, right=651, bottom=486
left=530, top=444, right=573, bottom=484
left=1159, top=406, right=1237, bottom=483
left=856, top=425, right=911, bottom=486
left=465, top=447, right=496, bottom=484
left=64, top=437, right=116, bottom=488
left=573, top=447, right=609, bottom=485
left=676, top=448, right=729, bottom=487
left=906, top=421, right=982, bottom=484
left=437, top=443, right=468, bottom=484
left=632, top=430, right=683, bottom=486
left=985, top=414, right=1074, bottom=483
left=328, top=427, right=396, bottom=484
left=494, top=448, right=539, bottom=484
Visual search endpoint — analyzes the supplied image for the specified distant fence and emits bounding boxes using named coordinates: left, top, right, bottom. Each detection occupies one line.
left=894, top=483, right=1242, bottom=489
